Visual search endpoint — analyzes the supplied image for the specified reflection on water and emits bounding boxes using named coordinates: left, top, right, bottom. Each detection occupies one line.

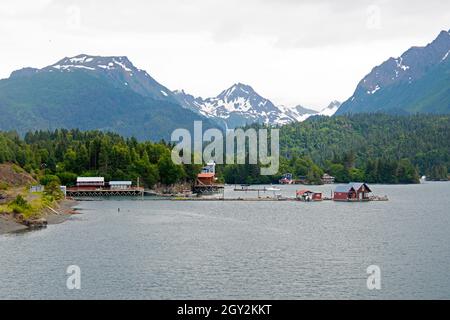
left=1, top=183, right=450, bottom=299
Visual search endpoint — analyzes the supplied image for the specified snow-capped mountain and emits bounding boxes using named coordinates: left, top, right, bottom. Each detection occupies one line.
left=277, top=104, right=319, bottom=122
left=174, top=83, right=339, bottom=128
left=3, top=54, right=216, bottom=140
left=319, top=100, right=341, bottom=116
left=174, top=83, right=291, bottom=128
left=337, top=29, right=450, bottom=115
left=278, top=101, right=341, bottom=121
left=12, top=54, right=177, bottom=103
left=8, top=54, right=340, bottom=131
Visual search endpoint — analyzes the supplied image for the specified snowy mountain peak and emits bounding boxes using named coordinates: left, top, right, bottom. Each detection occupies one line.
left=327, top=100, right=341, bottom=109
left=29, top=54, right=176, bottom=102
left=278, top=101, right=341, bottom=122
left=174, top=83, right=340, bottom=128
left=319, top=100, right=341, bottom=116
left=218, top=83, right=254, bottom=99
left=336, top=28, right=450, bottom=115
left=174, top=83, right=290, bottom=127
left=48, top=54, right=137, bottom=75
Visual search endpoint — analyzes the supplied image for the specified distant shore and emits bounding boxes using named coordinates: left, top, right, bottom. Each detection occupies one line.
left=0, top=199, right=78, bottom=236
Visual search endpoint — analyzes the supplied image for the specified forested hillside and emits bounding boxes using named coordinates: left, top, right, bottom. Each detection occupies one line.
left=0, top=114, right=449, bottom=186
left=280, top=114, right=449, bottom=172
left=0, top=130, right=197, bottom=188
left=0, top=67, right=216, bottom=141
left=221, top=114, right=449, bottom=184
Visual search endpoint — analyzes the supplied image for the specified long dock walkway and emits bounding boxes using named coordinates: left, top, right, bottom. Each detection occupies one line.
left=66, top=188, right=144, bottom=197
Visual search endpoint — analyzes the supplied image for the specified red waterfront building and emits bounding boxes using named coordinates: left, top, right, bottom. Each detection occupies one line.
left=76, top=177, right=105, bottom=189
left=296, top=190, right=323, bottom=202
left=333, top=183, right=372, bottom=201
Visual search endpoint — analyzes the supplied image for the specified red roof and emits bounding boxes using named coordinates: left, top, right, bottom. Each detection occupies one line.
left=197, top=173, right=215, bottom=178
left=296, top=190, right=313, bottom=195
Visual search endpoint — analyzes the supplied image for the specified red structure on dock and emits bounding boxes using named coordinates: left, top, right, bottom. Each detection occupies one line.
left=296, top=190, right=323, bottom=202
left=279, top=173, right=294, bottom=184
left=193, top=163, right=224, bottom=195
left=333, top=183, right=372, bottom=201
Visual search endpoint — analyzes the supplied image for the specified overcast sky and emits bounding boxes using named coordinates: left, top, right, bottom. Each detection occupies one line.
left=1, top=0, right=449, bottom=109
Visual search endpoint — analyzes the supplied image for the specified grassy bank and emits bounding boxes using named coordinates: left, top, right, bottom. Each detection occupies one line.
left=0, top=163, right=73, bottom=234
left=0, top=192, right=61, bottom=220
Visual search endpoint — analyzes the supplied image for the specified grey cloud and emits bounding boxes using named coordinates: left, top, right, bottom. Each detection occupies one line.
left=9, top=0, right=447, bottom=49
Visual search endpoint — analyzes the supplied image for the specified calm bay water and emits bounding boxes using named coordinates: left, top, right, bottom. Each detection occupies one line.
left=1, top=183, right=449, bottom=299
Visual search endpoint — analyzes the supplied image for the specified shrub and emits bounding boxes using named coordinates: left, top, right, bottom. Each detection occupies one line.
left=56, top=172, right=77, bottom=186
left=9, top=195, right=31, bottom=214
left=44, top=181, right=64, bottom=200
left=39, top=175, right=61, bottom=186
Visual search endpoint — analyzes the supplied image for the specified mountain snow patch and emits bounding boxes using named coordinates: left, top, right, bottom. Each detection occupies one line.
left=368, top=85, right=381, bottom=95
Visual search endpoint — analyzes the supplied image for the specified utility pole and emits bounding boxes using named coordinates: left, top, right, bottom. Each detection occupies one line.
left=138, top=177, right=144, bottom=200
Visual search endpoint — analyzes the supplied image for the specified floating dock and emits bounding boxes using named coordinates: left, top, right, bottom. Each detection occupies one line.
left=233, top=186, right=280, bottom=192
left=147, top=196, right=388, bottom=202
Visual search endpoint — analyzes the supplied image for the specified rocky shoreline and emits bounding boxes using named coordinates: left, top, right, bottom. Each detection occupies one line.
left=0, top=199, right=78, bottom=236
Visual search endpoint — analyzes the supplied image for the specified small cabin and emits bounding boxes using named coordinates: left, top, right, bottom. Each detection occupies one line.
left=333, top=182, right=372, bottom=201
left=197, top=162, right=218, bottom=186
left=109, top=181, right=132, bottom=190
left=30, top=185, right=44, bottom=193
left=60, top=186, right=67, bottom=198
left=279, top=173, right=293, bottom=184
left=76, top=177, right=105, bottom=188
left=296, top=190, right=323, bottom=202
left=197, top=173, right=215, bottom=185
left=321, top=173, right=335, bottom=184
left=201, top=162, right=216, bottom=174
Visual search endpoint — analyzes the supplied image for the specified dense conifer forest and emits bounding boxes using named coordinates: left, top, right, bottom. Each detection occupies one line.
left=0, top=114, right=448, bottom=186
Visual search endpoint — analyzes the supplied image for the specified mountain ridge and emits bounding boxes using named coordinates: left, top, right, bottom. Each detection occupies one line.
left=336, top=29, right=450, bottom=115
left=0, top=55, right=215, bottom=140
left=174, top=83, right=339, bottom=128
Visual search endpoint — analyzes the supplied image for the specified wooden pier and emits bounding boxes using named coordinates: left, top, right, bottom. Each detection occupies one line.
left=192, top=184, right=224, bottom=195
left=66, top=187, right=144, bottom=197
left=155, top=197, right=295, bottom=201
left=167, top=196, right=388, bottom=202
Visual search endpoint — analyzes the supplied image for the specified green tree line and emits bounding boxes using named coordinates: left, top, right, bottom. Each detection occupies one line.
left=0, top=129, right=195, bottom=187
left=1, top=114, right=449, bottom=186
left=220, top=114, right=449, bottom=184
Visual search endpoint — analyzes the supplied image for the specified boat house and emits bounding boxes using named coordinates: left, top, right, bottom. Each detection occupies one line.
left=193, top=162, right=224, bottom=194
left=76, top=177, right=105, bottom=188
left=333, top=182, right=372, bottom=201
left=109, top=181, right=132, bottom=190
left=68, top=177, right=143, bottom=197
left=296, top=190, right=323, bottom=202
left=197, top=173, right=215, bottom=186
left=321, top=173, right=335, bottom=184
left=197, top=162, right=217, bottom=185
left=279, top=173, right=293, bottom=184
